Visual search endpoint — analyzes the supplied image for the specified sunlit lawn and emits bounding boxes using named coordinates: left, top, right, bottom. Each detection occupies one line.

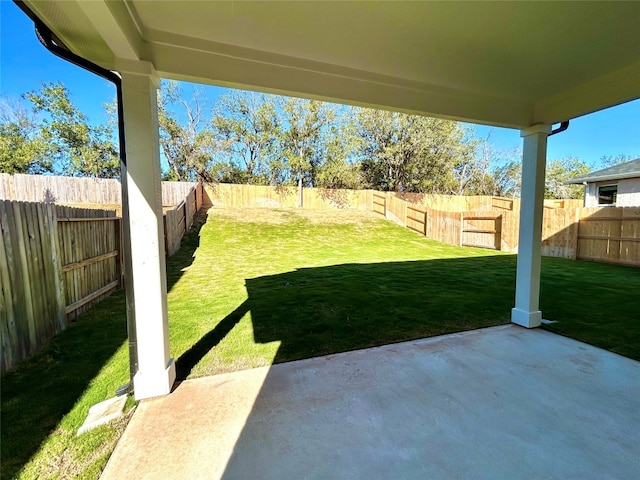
left=2, top=207, right=638, bottom=479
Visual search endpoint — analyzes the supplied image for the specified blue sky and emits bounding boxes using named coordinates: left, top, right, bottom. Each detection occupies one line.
left=2, top=0, right=639, bottom=170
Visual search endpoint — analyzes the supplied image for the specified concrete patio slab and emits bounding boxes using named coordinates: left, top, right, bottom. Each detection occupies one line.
left=101, top=325, right=640, bottom=479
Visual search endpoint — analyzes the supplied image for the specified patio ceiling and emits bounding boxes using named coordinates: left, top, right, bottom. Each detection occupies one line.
left=22, top=0, right=640, bottom=128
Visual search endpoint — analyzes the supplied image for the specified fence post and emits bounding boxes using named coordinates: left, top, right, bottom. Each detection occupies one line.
left=459, top=212, right=464, bottom=246
left=571, top=208, right=580, bottom=259
left=181, top=202, right=186, bottom=236
left=401, top=200, right=406, bottom=227
left=196, top=183, right=203, bottom=210
left=424, top=210, right=428, bottom=237
left=115, top=218, right=123, bottom=288
left=163, top=213, right=168, bottom=256
left=495, top=215, right=503, bottom=250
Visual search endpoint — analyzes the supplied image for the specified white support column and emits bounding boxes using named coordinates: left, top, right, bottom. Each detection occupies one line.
left=121, top=66, right=175, bottom=399
left=511, top=124, right=551, bottom=328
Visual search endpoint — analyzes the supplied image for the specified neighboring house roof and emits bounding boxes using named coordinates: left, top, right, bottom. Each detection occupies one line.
left=565, top=158, right=640, bottom=184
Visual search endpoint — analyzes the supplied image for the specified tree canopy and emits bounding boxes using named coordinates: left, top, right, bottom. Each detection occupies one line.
left=0, top=81, right=609, bottom=200
left=2, top=83, right=119, bottom=178
left=0, top=98, right=52, bottom=174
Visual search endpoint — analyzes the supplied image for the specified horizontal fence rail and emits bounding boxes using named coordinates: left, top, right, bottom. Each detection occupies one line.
left=56, top=208, right=122, bottom=321
left=163, top=186, right=197, bottom=256
left=462, top=215, right=502, bottom=250
left=576, top=209, right=640, bottom=266
left=372, top=192, right=386, bottom=216
left=0, top=180, right=203, bottom=373
left=0, top=201, right=65, bottom=373
left=1, top=202, right=121, bottom=372
left=406, top=204, right=428, bottom=235
left=1, top=176, right=636, bottom=373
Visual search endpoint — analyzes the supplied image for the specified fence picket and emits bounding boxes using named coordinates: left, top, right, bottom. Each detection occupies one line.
left=0, top=177, right=636, bottom=373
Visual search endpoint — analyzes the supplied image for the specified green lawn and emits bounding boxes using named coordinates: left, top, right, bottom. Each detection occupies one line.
left=2, top=207, right=638, bottom=479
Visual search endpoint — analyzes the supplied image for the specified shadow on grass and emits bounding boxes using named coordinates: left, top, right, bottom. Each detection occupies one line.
left=540, top=257, right=640, bottom=361
left=247, top=256, right=516, bottom=364
left=0, top=213, right=206, bottom=479
left=166, top=211, right=205, bottom=292
left=0, top=293, right=128, bottom=479
left=175, top=301, right=249, bottom=380
left=176, top=253, right=640, bottom=377
left=220, top=256, right=640, bottom=480
left=176, top=255, right=517, bottom=374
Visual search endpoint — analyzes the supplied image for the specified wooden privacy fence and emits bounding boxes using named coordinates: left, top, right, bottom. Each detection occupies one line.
left=462, top=214, right=502, bottom=250
left=1, top=185, right=201, bottom=372
left=0, top=201, right=120, bottom=373
left=164, top=186, right=197, bottom=256
left=0, top=174, right=122, bottom=204
left=492, top=197, right=515, bottom=211
left=371, top=193, right=639, bottom=266
left=2, top=174, right=584, bottom=215
left=575, top=208, right=640, bottom=266
left=406, top=204, right=428, bottom=235
left=427, top=209, right=463, bottom=246
left=0, top=173, right=198, bottom=209
left=57, top=206, right=122, bottom=321
left=0, top=201, right=64, bottom=373
left=162, top=181, right=199, bottom=207
left=372, top=192, right=386, bottom=216
left=201, top=183, right=372, bottom=211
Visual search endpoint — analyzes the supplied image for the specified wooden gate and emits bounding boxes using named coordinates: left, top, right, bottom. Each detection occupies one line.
left=461, top=214, right=502, bottom=250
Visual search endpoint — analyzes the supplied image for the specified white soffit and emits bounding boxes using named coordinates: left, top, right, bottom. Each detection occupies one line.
left=23, top=0, right=640, bottom=129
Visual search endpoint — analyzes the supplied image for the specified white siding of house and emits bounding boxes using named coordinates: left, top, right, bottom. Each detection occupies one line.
left=617, top=178, right=640, bottom=206
left=584, top=178, right=640, bottom=207
left=584, top=183, right=598, bottom=207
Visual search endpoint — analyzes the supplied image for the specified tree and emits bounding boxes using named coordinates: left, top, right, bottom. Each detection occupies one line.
left=158, top=81, right=217, bottom=182
left=491, top=160, right=522, bottom=198
left=0, top=98, right=52, bottom=174
left=457, top=135, right=525, bottom=197
left=210, top=91, right=279, bottom=184
left=24, top=82, right=119, bottom=178
left=480, top=154, right=590, bottom=200
left=451, top=130, right=494, bottom=196
left=314, top=115, right=361, bottom=190
left=544, top=156, right=591, bottom=199
left=278, top=98, right=336, bottom=203
left=355, top=108, right=473, bottom=193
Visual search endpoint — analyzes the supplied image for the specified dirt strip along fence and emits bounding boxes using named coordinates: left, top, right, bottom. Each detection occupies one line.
left=0, top=201, right=120, bottom=373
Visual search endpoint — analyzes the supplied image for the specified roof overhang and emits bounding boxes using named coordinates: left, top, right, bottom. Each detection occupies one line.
left=566, top=173, right=640, bottom=185
left=19, top=0, right=640, bottom=129
left=566, top=158, right=640, bottom=184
